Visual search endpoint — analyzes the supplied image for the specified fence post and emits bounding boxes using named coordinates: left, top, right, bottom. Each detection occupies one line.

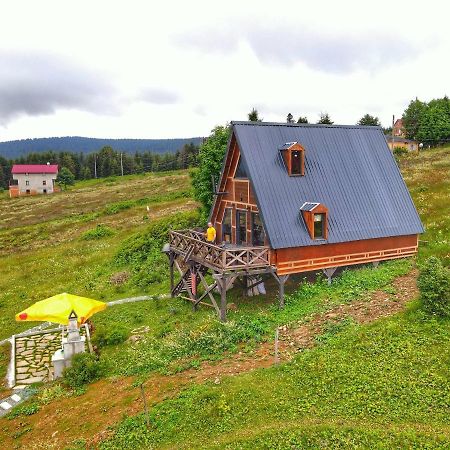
left=274, top=328, right=279, bottom=365
left=140, top=383, right=150, bottom=428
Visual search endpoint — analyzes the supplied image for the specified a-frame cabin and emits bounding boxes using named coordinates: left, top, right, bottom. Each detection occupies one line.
left=166, top=121, right=423, bottom=321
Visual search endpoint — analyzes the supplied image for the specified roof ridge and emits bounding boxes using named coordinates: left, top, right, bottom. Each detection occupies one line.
left=231, top=121, right=382, bottom=130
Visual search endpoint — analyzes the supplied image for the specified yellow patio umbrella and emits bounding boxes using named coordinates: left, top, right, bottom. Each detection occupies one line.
left=15, top=292, right=107, bottom=325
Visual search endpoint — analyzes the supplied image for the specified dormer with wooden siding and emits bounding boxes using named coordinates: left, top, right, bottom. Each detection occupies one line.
left=279, top=142, right=305, bottom=176
left=300, top=202, right=328, bottom=240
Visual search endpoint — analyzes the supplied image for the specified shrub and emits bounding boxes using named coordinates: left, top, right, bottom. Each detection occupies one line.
left=63, top=353, right=103, bottom=388
left=93, top=324, right=129, bottom=347
left=104, top=200, right=134, bottom=215
left=38, top=384, right=67, bottom=404
left=6, top=402, right=40, bottom=419
left=393, top=146, right=408, bottom=157
left=417, top=257, right=450, bottom=316
left=114, top=210, right=200, bottom=288
left=82, top=224, right=114, bottom=240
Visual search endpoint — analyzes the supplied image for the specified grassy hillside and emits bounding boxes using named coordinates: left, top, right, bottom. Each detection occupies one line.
left=401, top=147, right=450, bottom=264
left=0, top=171, right=197, bottom=341
left=0, top=146, right=449, bottom=449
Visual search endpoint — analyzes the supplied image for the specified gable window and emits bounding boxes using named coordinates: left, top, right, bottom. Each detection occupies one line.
left=43, top=180, right=47, bottom=186
left=251, top=213, right=265, bottom=246
left=25, top=180, right=30, bottom=186
left=234, top=157, right=248, bottom=178
left=222, top=208, right=232, bottom=243
left=313, top=213, right=325, bottom=239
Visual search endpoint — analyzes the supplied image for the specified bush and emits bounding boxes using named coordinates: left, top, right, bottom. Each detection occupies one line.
left=417, top=257, right=450, bottom=316
left=104, top=200, right=134, bottom=215
left=94, top=324, right=129, bottom=347
left=6, top=402, right=40, bottom=419
left=114, top=210, right=200, bottom=288
left=81, top=224, right=114, bottom=240
left=393, top=146, right=408, bottom=157
left=63, top=353, right=103, bottom=388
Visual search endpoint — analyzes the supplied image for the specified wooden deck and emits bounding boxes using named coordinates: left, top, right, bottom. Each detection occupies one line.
left=169, top=229, right=271, bottom=272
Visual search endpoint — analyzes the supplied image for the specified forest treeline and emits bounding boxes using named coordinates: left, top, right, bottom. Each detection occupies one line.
left=0, top=136, right=203, bottom=159
left=0, top=143, right=199, bottom=189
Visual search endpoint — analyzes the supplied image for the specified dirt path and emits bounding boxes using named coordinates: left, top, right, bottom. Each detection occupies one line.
left=0, top=270, right=418, bottom=449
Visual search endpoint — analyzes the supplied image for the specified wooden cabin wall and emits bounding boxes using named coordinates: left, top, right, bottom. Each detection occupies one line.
left=211, top=135, right=263, bottom=245
left=275, top=234, right=419, bottom=275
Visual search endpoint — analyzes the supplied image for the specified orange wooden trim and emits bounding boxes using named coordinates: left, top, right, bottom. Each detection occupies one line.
left=276, top=245, right=418, bottom=275
left=225, top=200, right=258, bottom=210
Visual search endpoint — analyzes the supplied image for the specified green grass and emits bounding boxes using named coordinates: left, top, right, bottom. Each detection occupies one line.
left=2, top=148, right=450, bottom=448
left=400, top=146, right=450, bottom=265
left=0, top=171, right=197, bottom=341
left=100, top=306, right=450, bottom=449
left=96, top=259, right=411, bottom=377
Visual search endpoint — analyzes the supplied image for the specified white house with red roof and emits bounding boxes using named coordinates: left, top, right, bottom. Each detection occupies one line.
left=9, top=164, right=59, bottom=198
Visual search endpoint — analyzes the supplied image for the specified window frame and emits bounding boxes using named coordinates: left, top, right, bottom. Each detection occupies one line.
left=222, top=208, right=232, bottom=243
left=236, top=209, right=247, bottom=245
left=251, top=212, right=265, bottom=246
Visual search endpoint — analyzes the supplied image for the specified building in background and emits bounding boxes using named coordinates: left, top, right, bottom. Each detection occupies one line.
left=9, top=164, right=59, bottom=198
left=386, top=136, right=419, bottom=152
left=392, top=118, right=405, bottom=137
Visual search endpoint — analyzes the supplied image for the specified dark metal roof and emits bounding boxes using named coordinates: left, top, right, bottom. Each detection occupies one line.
left=232, top=121, right=423, bottom=249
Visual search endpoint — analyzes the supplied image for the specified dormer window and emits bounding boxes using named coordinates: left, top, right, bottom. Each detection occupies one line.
left=279, top=142, right=305, bottom=176
left=300, top=202, right=328, bottom=240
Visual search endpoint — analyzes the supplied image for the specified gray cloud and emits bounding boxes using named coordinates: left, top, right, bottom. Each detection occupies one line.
left=0, top=51, right=117, bottom=123
left=139, top=87, right=180, bottom=105
left=174, top=23, right=421, bottom=74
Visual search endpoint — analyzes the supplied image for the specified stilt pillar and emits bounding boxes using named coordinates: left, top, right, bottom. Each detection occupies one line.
left=219, top=277, right=227, bottom=322
left=372, top=261, right=379, bottom=269
left=169, top=253, right=175, bottom=297
left=271, top=273, right=289, bottom=308
left=323, top=267, right=338, bottom=285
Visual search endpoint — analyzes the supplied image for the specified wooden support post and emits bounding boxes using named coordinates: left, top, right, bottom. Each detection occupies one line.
left=169, top=253, right=174, bottom=297
left=190, top=264, right=198, bottom=311
left=219, top=277, right=227, bottom=322
left=322, top=267, right=338, bottom=285
left=372, top=261, right=379, bottom=269
left=279, top=276, right=286, bottom=308
left=242, top=275, right=248, bottom=297
left=271, top=273, right=289, bottom=308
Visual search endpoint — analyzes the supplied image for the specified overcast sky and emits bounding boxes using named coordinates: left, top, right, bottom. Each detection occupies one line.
left=0, top=0, right=448, bottom=141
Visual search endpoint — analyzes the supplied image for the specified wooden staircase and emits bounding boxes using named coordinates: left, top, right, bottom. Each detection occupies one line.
left=172, top=263, right=208, bottom=297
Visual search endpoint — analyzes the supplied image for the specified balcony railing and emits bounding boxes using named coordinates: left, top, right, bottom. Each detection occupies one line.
left=169, top=229, right=270, bottom=271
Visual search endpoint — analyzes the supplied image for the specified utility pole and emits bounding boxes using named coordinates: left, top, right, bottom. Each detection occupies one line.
left=94, top=154, right=97, bottom=179
left=120, top=152, right=124, bottom=176
left=392, top=115, right=395, bottom=149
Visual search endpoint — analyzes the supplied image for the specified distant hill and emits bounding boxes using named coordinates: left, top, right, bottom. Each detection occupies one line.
left=0, top=136, right=204, bottom=159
